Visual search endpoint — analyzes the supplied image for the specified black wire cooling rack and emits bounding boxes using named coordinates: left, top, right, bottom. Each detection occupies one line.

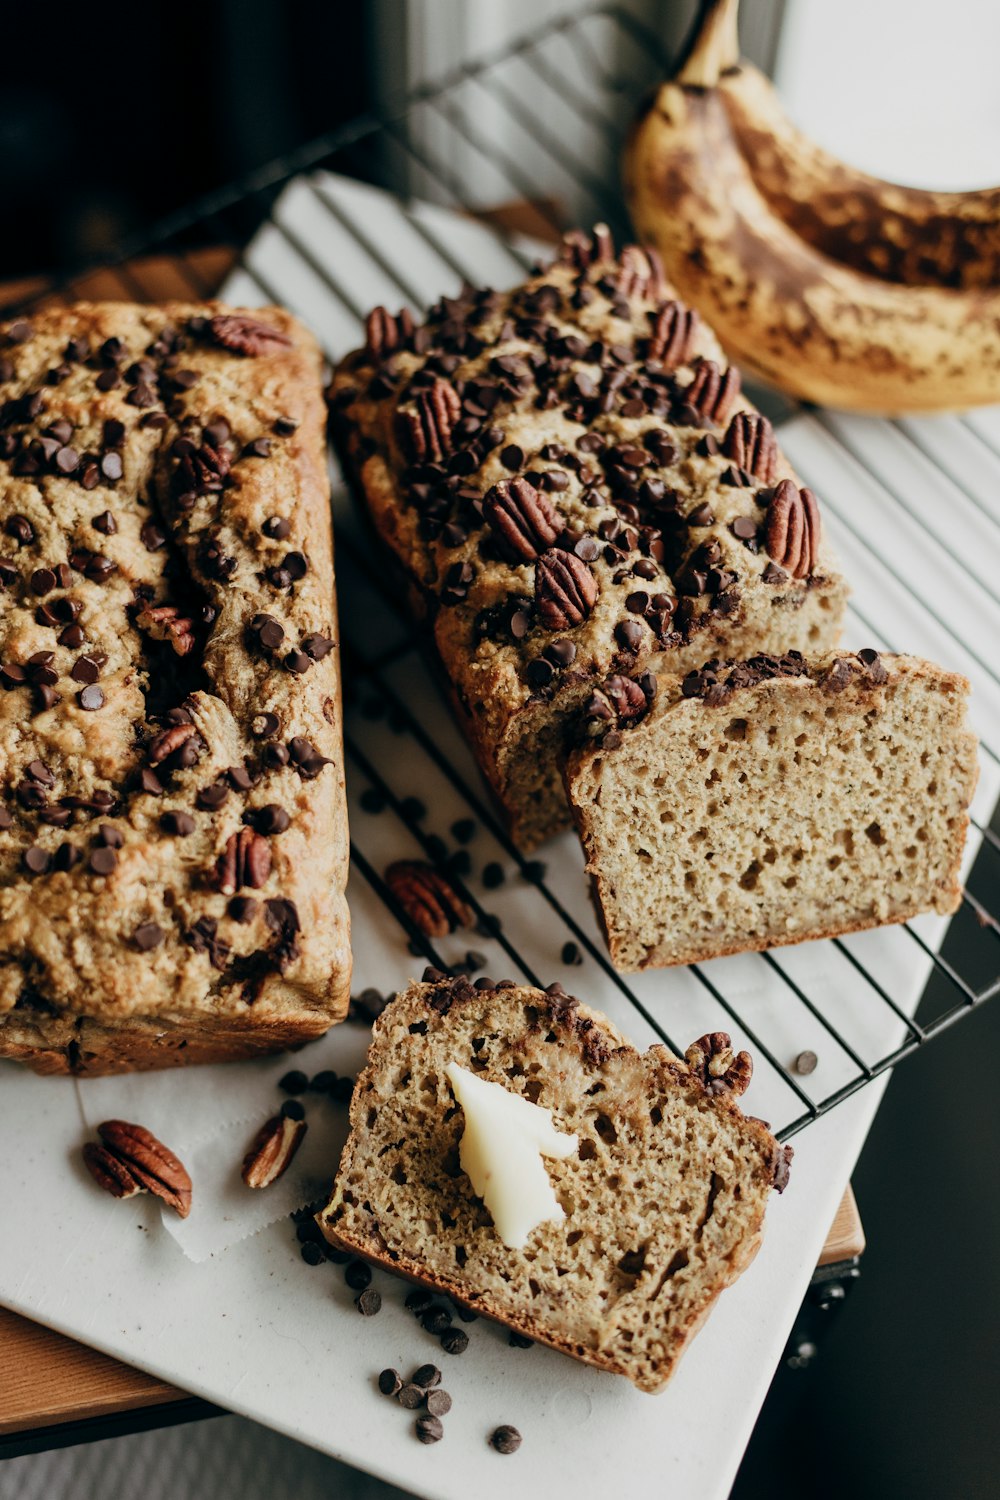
left=6, top=5, right=1000, bottom=1142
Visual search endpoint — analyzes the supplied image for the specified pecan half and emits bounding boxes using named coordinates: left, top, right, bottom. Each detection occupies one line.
left=88, top=1120, right=192, bottom=1217
left=722, top=412, right=778, bottom=483
left=365, top=306, right=415, bottom=361
left=764, top=479, right=821, bottom=579
left=82, top=1142, right=143, bottom=1200
left=684, top=1032, right=753, bottom=1098
left=560, top=223, right=616, bottom=270
left=483, top=479, right=559, bottom=562
left=683, top=359, right=741, bottom=426
left=241, top=1113, right=308, bottom=1189
left=207, top=314, right=293, bottom=357
left=646, top=300, right=699, bottom=369
left=137, top=604, right=196, bottom=657
left=385, top=860, right=473, bottom=939
left=603, top=674, right=649, bottom=721
left=399, top=377, right=461, bottom=464
left=535, top=547, right=598, bottom=631
left=214, top=827, right=271, bottom=895
left=148, top=721, right=197, bottom=764
left=617, top=244, right=667, bottom=302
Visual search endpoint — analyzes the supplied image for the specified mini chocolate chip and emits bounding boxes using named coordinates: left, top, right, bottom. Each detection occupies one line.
left=491, top=1425, right=522, bottom=1454
left=615, top=619, right=644, bottom=652
left=273, top=416, right=298, bottom=435
left=254, top=804, right=291, bottom=835
left=416, top=1415, right=444, bottom=1445
left=439, top=1327, right=468, bottom=1355
left=88, top=846, right=117, bottom=875
left=161, top=811, right=195, bottom=837
left=508, top=1332, right=534, bottom=1348
left=398, top=1384, right=424, bottom=1410
left=793, top=1050, right=818, bottom=1076
left=5, top=514, right=34, bottom=546
left=227, top=896, right=258, bottom=923
left=23, top=846, right=52, bottom=875
left=405, top=1287, right=433, bottom=1314
left=422, top=1306, right=450, bottom=1335
left=283, top=552, right=308, bottom=580
left=134, top=922, right=164, bottom=951
left=412, top=1363, right=441, bottom=1389
left=356, top=1288, right=382, bottom=1317
left=500, top=444, right=524, bottom=470
left=243, top=437, right=272, bottom=459
left=687, top=502, right=715, bottom=526
left=300, top=1241, right=324, bottom=1266
left=279, top=1069, right=309, bottom=1094
left=426, top=1389, right=452, bottom=1417
left=280, top=1098, right=306, bottom=1121
left=284, top=650, right=311, bottom=675
left=196, top=783, right=228, bottom=811
left=379, top=1369, right=402, bottom=1397
left=252, top=711, right=280, bottom=739
left=70, top=655, right=101, bottom=684
left=92, top=509, right=117, bottom=535
left=345, top=1260, right=372, bottom=1291
left=140, top=520, right=166, bottom=551
left=262, top=516, right=291, bottom=540
left=77, top=685, right=105, bottom=711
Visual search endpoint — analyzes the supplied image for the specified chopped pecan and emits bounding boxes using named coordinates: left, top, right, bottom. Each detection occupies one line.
left=722, top=412, right=778, bottom=483
left=88, top=1120, right=192, bottom=1217
left=483, top=479, right=559, bottom=562
left=535, top=547, right=598, bottom=631
left=646, top=300, right=699, bottom=369
left=684, top=1032, right=753, bottom=1098
left=560, top=223, right=616, bottom=270
left=385, top=860, right=473, bottom=939
left=399, top=377, right=461, bottom=464
left=617, top=244, right=667, bottom=302
left=365, top=306, right=415, bottom=361
left=176, top=440, right=231, bottom=496
left=771, top=1143, right=794, bottom=1193
left=214, top=827, right=272, bottom=895
left=207, top=314, right=293, bottom=357
left=764, top=479, right=821, bottom=579
left=137, top=604, right=196, bottom=657
left=683, top=359, right=741, bottom=426
left=148, top=721, right=198, bottom=764
left=241, top=1112, right=308, bottom=1189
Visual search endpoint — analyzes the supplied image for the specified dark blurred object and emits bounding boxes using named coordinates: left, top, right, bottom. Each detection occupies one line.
left=0, top=0, right=368, bottom=281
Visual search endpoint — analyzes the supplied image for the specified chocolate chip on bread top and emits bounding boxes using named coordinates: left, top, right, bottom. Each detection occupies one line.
left=0, top=303, right=351, bottom=1075
left=330, top=227, right=848, bottom=849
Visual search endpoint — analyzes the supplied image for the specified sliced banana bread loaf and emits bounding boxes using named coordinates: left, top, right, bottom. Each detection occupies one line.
left=319, top=973, right=791, bottom=1393
left=564, top=650, right=978, bottom=970
left=330, top=227, right=848, bottom=849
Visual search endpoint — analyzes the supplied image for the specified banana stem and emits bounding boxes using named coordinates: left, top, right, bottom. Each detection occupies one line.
left=675, top=0, right=741, bottom=87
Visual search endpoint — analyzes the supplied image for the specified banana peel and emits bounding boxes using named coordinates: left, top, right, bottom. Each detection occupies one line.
left=624, top=0, right=1000, bottom=413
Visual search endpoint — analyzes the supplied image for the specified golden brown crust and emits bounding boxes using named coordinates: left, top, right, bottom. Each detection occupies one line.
left=0, top=302, right=351, bottom=1074
left=330, top=231, right=847, bottom=849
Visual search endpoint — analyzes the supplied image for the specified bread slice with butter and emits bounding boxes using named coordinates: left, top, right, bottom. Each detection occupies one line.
left=319, top=972, right=791, bottom=1392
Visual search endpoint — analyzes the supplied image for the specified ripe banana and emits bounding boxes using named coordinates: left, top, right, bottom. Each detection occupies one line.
left=624, top=0, right=1000, bottom=413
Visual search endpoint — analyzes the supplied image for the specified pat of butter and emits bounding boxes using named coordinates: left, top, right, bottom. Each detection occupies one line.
left=444, top=1062, right=578, bottom=1250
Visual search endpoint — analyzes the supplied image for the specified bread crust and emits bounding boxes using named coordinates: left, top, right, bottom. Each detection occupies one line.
left=320, top=976, right=788, bottom=1392
left=0, top=302, right=351, bottom=1074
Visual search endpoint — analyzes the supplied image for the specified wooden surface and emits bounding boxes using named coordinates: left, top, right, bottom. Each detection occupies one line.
left=816, top=1182, right=865, bottom=1266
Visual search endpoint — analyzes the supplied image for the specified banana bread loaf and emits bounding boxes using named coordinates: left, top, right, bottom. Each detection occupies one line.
left=330, top=227, right=848, bottom=848
left=564, top=650, right=978, bottom=969
left=0, top=302, right=351, bottom=1075
left=320, top=972, right=791, bottom=1392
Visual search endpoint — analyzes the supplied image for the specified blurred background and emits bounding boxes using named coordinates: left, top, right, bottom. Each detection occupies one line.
left=2, top=1, right=999, bottom=1496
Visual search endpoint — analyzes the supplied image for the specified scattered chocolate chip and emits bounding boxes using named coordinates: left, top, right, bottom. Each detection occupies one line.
left=379, top=1369, right=402, bottom=1397
left=228, top=896, right=258, bottom=923
left=356, top=1287, right=382, bottom=1317
left=345, top=1259, right=372, bottom=1291
left=279, top=1069, right=309, bottom=1095
left=405, top=1288, right=433, bottom=1315
left=793, top=1050, right=818, bottom=1076
left=88, top=846, right=117, bottom=876
left=416, top=1415, right=444, bottom=1445
left=398, top=1383, right=424, bottom=1411
left=161, top=811, right=195, bottom=837
left=280, top=1098, right=306, bottom=1122
left=508, top=1332, right=534, bottom=1348
left=482, top=862, right=504, bottom=889
left=412, top=1364, right=441, bottom=1389
left=133, top=922, right=164, bottom=951
left=23, top=846, right=52, bottom=875
left=422, top=1306, right=451, bottom=1336
left=262, top=516, right=291, bottom=540
left=300, top=1241, right=325, bottom=1266
left=490, top=1425, right=522, bottom=1455
left=440, top=1327, right=468, bottom=1356
left=426, top=1389, right=452, bottom=1417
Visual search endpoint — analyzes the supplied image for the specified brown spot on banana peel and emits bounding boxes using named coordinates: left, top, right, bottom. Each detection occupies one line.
left=625, top=82, right=1000, bottom=412
left=718, top=63, right=1000, bottom=292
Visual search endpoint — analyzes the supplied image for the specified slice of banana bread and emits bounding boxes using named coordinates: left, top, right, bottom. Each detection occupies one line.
left=564, top=650, right=978, bottom=970
left=319, top=972, right=791, bottom=1393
